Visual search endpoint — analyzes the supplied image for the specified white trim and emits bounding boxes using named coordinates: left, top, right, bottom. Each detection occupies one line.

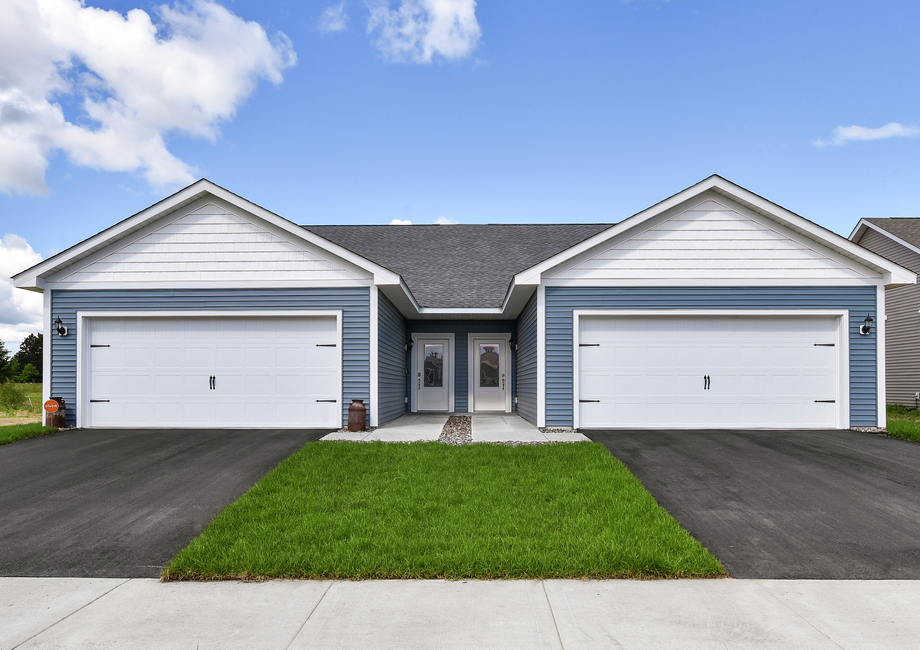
left=542, top=278, right=886, bottom=288
left=46, top=279, right=375, bottom=291
left=75, top=310, right=343, bottom=429
left=370, top=288, right=379, bottom=427
left=850, top=219, right=920, bottom=259
left=877, top=284, right=886, bottom=428
left=571, top=309, right=850, bottom=430
left=43, top=290, right=52, bottom=421
left=410, top=333, right=455, bottom=413
left=467, top=333, right=513, bottom=413
left=513, top=176, right=916, bottom=288
left=537, top=284, right=546, bottom=428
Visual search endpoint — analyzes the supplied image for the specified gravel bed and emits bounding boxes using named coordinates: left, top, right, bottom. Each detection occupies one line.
left=438, top=415, right=472, bottom=445
left=851, top=426, right=888, bottom=434
left=539, top=426, right=575, bottom=434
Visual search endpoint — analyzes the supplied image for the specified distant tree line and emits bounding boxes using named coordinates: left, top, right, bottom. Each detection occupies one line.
left=0, top=333, right=42, bottom=383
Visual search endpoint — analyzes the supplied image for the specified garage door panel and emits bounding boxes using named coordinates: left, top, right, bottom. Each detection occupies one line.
left=86, top=316, right=341, bottom=428
left=124, top=347, right=154, bottom=369
left=154, top=375, right=183, bottom=397
left=125, top=375, right=153, bottom=397
left=155, top=347, right=183, bottom=369
left=578, top=315, right=839, bottom=429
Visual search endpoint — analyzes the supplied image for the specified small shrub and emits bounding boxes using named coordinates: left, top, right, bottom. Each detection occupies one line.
left=0, top=381, right=26, bottom=414
left=17, top=363, right=39, bottom=384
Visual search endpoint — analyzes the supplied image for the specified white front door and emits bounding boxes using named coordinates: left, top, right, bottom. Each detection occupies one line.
left=416, top=338, right=450, bottom=411
left=473, top=339, right=508, bottom=412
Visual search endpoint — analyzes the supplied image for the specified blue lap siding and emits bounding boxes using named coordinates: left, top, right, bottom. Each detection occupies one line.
left=377, top=290, right=408, bottom=424
left=514, top=291, right=538, bottom=424
left=50, top=287, right=371, bottom=427
left=545, top=286, right=878, bottom=427
left=406, top=320, right=517, bottom=413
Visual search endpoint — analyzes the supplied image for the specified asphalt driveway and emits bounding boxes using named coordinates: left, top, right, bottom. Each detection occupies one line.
left=0, top=427, right=331, bottom=578
left=587, top=428, right=920, bottom=579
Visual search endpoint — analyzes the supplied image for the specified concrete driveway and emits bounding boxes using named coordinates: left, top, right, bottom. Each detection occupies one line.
left=587, top=428, right=920, bottom=579
left=0, top=427, right=331, bottom=578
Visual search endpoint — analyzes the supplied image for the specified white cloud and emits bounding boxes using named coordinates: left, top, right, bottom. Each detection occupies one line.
left=0, top=234, right=43, bottom=351
left=319, top=3, right=348, bottom=32
left=367, top=0, right=481, bottom=64
left=0, top=0, right=296, bottom=195
left=389, top=218, right=413, bottom=225
left=812, top=122, right=920, bottom=147
left=433, top=215, right=456, bottom=224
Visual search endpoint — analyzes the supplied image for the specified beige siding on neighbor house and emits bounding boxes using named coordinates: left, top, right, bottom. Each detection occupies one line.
left=57, top=203, right=369, bottom=284
left=858, top=228, right=920, bottom=406
left=548, top=197, right=871, bottom=282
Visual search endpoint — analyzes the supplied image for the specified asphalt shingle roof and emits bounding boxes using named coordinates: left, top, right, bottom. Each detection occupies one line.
left=865, top=218, right=920, bottom=248
left=303, top=224, right=613, bottom=309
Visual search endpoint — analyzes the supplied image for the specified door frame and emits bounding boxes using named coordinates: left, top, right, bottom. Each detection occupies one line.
left=468, top=333, right=513, bottom=413
left=410, top=332, right=455, bottom=413
left=76, top=310, right=343, bottom=428
left=571, top=309, right=850, bottom=430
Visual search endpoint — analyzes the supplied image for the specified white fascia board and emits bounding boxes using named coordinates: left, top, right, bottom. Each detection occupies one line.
left=13, top=179, right=401, bottom=289
left=513, top=174, right=917, bottom=288
left=851, top=219, right=920, bottom=259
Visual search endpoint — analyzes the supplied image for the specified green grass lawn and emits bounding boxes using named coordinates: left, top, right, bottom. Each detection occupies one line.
left=0, top=422, right=59, bottom=446
left=164, top=441, right=725, bottom=581
left=886, top=405, right=920, bottom=443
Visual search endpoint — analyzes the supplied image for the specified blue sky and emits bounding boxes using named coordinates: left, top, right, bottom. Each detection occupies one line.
left=1, top=0, right=919, bottom=346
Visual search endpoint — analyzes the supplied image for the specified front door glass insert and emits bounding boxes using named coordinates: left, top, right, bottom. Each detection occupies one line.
left=479, top=344, right=500, bottom=388
left=424, top=344, right=444, bottom=388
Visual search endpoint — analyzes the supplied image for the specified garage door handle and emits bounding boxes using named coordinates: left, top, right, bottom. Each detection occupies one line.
left=579, top=399, right=600, bottom=403
left=815, top=400, right=836, bottom=403
left=814, top=343, right=835, bottom=347
left=316, top=344, right=337, bottom=347
left=316, top=399, right=337, bottom=403
left=90, top=399, right=110, bottom=403
left=579, top=343, right=600, bottom=347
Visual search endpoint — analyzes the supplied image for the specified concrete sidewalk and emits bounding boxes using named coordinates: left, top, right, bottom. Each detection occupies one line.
left=3, top=578, right=919, bottom=649
left=322, top=412, right=589, bottom=443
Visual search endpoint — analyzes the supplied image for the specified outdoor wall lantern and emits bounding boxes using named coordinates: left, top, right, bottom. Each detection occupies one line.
left=54, top=316, right=67, bottom=337
left=859, top=314, right=874, bottom=336
left=405, top=339, right=414, bottom=351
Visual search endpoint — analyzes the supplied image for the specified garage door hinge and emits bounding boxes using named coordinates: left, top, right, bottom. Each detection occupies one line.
left=90, top=344, right=110, bottom=348
left=316, top=344, right=337, bottom=347
left=814, top=400, right=836, bottom=403
left=316, top=399, right=337, bottom=403
left=579, top=343, right=600, bottom=347
left=90, top=399, right=110, bottom=403
left=814, top=343, right=835, bottom=347
left=579, top=399, right=601, bottom=403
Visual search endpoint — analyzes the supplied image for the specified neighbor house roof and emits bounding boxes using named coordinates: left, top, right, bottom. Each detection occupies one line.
left=863, top=218, right=920, bottom=247
left=303, top=224, right=613, bottom=308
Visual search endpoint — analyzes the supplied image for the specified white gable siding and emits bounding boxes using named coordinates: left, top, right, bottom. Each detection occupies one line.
left=58, top=203, right=369, bottom=284
left=548, top=198, right=870, bottom=282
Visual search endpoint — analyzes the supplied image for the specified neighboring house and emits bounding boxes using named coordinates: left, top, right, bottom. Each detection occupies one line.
left=13, top=175, right=915, bottom=430
left=850, top=218, right=920, bottom=408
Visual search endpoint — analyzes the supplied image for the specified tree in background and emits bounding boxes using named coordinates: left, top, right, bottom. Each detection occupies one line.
left=0, top=340, right=10, bottom=381
left=14, top=334, right=42, bottom=381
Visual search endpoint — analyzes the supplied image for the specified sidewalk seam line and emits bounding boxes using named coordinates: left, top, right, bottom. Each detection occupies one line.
left=541, top=580, right=567, bottom=650
left=284, top=580, right=336, bottom=649
left=11, top=578, right=132, bottom=649
left=754, top=580, right=848, bottom=650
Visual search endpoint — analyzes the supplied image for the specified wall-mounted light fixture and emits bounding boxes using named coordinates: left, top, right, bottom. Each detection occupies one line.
left=859, top=314, right=874, bottom=336
left=509, top=336, right=517, bottom=351
left=405, top=339, right=414, bottom=351
left=53, top=316, right=67, bottom=337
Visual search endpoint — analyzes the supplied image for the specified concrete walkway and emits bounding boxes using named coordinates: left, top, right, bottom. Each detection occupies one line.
left=322, top=413, right=590, bottom=443
left=3, top=577, right=919, bottom=649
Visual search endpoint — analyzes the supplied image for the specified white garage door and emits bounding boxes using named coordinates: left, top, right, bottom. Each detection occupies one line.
left=86, top=316, right=341, bottom=428
left=578, top=315, right=840, bottom=429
